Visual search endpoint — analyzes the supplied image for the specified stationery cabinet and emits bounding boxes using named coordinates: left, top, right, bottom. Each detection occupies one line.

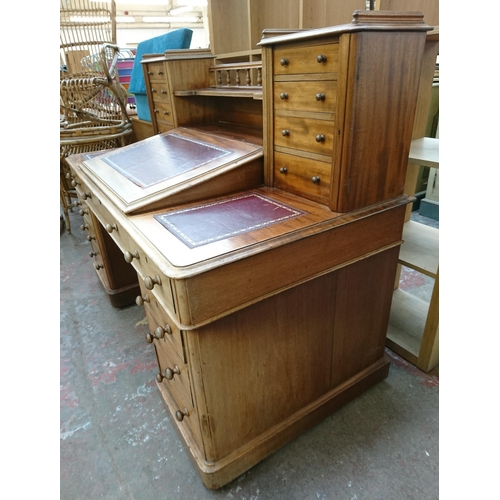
left=261, top=13, right=428, bottom=213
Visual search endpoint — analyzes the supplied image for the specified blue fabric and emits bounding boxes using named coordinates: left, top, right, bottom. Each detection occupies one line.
left=128, top=28, right=193, bottom=95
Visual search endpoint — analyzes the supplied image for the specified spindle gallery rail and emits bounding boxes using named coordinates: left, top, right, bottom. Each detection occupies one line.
left=174, top=61, right=263, bottom=99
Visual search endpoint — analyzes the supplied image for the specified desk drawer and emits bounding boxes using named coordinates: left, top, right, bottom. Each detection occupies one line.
left=157, top=121, right=175, bottom=134
left=274, top=43, right=339, bottom=76
left=274, top=151, right=332, bottom=204
left=274, top=115, right=334, bottom=157
left=151, top=101, right=174, bottom=126
left=145, top=62, right=167, bottom=83
left=85, top=195, right=176, bottom=314
left=138, top=278, right=183, bottom=360
left=154, top=340, right=202, bottom=445
left=274, top=81, right=337, bottom=114
left=150, top=84, right=171, bottom=102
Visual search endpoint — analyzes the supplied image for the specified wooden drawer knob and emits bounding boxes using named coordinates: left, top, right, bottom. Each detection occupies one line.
left=80, top=224, right=89, bottom=231
left=94, top=263, right=103, bottom=270
left=145, top=325, right=168, bottom=343
left=315, top=93, right=325, bottom=101
left=279, top=92, right=288, bottom=100
left=71, top=179, right=80, bottom=187
left=315, top=134, right=325, bottom=143
left=82, top=192, right=92, bottom=200
left=160, top=89, right=167, bottom=94
left=105, top=223, right=118, bottom=233
left=89, top=251, right=98, bottom=258
left=280, top=58, right=289, bottom=66
left=311, top=176, right=321, bottom=184
left=282, top=129, right=290, bottom=137
left=135, top=294, right=150, bottom=306
left=144, top=275, right=162, bottom=290
left=316, top=54, right=327, bottom=63
left=157, top=70, right=163, bottom=75
left=156, top=365, right=180, bottom=382
left=163, top=110, right=170, bottom=115
left=175, top=408, right=189, bottom=422
left=86, top=235, right=95, bottom=242
left=124, top=250, right=140, bottom=263
left=79, top=208, right=88, bottom=216
left=279, top=167, right=287, bottom=174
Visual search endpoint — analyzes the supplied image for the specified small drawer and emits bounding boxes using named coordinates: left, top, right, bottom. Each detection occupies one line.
left=152, top=101, right=174, bottom=125
left=274, top=115, right=335, bottom=157
left=155, top=340, right=191, bottom=409
left=157, top=122, right=175, bottom=134
left=154, top=340, right=202, bottom=444
left=150, top=85, right=170, bottom=101
left=146, top=62, right=167, bottom=83
left=274, top=151, right=332, bottom=204
left=274, top=43, right=339, bottom=76
left=86, top=197, right=176, bottom=315
left=138, top=278, right=183, bottom=360
left=274, top=81, right=337, bottom=114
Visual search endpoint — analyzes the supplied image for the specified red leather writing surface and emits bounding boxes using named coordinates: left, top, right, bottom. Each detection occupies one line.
left=154, top=193, right=306, bottom=248
left=99, top=133, right=231, bottom=188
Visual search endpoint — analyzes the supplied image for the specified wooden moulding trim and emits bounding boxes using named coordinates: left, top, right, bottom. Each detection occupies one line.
left=161, top=356, right=390, bottom=489
left=258, top=11, right=431, bottom=48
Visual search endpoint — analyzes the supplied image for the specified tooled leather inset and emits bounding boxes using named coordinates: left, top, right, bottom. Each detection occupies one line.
left=154, top=193, right=306, bottom=248
left=100, top=133, right=232, bottom=188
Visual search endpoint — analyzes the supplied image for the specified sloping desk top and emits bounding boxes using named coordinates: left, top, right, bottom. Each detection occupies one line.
left=80, top=126, right=263, bottom=214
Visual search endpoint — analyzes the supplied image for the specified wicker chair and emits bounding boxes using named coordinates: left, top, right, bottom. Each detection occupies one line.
left=60, top=0, right=132, bottom=234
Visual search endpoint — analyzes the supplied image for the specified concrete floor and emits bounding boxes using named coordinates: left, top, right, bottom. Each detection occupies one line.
left=60, top=208, right=439, bottom=500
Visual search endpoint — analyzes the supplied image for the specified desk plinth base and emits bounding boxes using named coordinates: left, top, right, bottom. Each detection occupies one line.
left=157, top=357, right=390, bottom=489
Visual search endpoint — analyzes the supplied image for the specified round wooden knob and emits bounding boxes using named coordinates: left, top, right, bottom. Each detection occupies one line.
left=79, top=208, right=88, bottom=216
left=163, top=110, right=170, bottom=115
left=86, top=235, right=95, bottom=241
left=315, top=93, right=325, bottom=101
left=144, top=275, right=162, bottom=290
left=279, top=167, right=287, bottom=174
left=105, top=223, right=117, bottom=233
left=80, top=224, right=88, bottom=231
left=315, top=134, right=325, bottom=143
left=155, top=324, right=172, bottom=336
left=175, top=409, right=189, bottom=422
left=135, top=294, right=150, bottom=306
left=82, top=192, right=91, bottom=200
left=124, top=250, right=139, bottom=263
left=71, top=179, right=80, bottom=187
left=156, top=366, right=180, bottom=382
left=151, top=88, right=157, bottom=93
left=282, top=129, right=290, bottom=137
left=311, top=176, right=321, bottom=184
left=154, top=326, right=165, bottom=339
left=280, top=58, right=289, bottom=66
left=161, top=89, right=167, bottom=94
left=94, top=263, right=103, bottom=270
left=316, top=54, right=327, bottom=63
left=89, top=251, right=97, bottom=258
left=279, top=92, right=288, bottom=100
left=157, top=70, right=163, bottom=75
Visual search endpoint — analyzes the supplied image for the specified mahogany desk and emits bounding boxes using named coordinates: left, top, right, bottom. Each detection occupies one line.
left=65, top=11, right=430, bottom=489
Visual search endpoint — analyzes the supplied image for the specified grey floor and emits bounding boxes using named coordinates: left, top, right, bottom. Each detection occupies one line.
left=60, top=207, right=439, bottom=500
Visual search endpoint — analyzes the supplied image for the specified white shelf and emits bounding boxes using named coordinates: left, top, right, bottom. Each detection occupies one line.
left=408, top=137, right=439, bottom=168
left=399, top=220, right=439, bottom=278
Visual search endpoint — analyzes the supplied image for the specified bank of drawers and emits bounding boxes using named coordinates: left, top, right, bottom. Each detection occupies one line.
left=70, top=167, right=176, bottom=317
left=145, top=61, right=175, bottom=134
left=272, top=42, right=339, bottom=205
left=138, top=278, right=202, bottom=446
